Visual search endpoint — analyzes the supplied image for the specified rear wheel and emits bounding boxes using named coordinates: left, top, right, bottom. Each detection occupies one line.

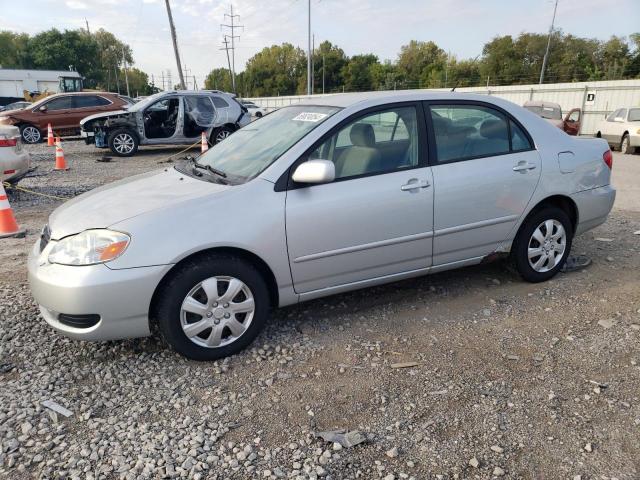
left=108, top=128, right=138, bottom=156
left=20, top=124, right=41, bottom=144
left=621, top=134, right=632, bottom=154
left=512, top=206, right=573, bottom=283
left=213, top=126, right=234, bottom=144
left=154, top=254, right=270, bottom=360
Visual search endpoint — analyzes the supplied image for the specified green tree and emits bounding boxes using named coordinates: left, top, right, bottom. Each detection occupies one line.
left=243, top=43, right=306, bottom=96
left=313, top=41, right=347, bottom=93
left=341, top=54, right=379, bottom=91
left=204, top=67, right=234, bottom=92
left=396, top=40, right=447, bottom=88
left=0, top=31, right=31, bottom=68
left=93, top=29, right=133, bottom=90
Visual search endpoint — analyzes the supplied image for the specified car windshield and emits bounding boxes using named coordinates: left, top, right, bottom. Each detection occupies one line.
left=196, top=105, right=340, bottom=181
left=127, top=92, right=166, bottom=112
left=629, top=109, right=640, bottom=122
left=525, top=105, right=562, bottom=120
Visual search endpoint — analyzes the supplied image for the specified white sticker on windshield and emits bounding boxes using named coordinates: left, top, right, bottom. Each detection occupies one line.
left=292, top=112, right=328, bottom=122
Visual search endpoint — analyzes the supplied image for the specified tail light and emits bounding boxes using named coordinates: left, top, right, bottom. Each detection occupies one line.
left=0, top=137, right=18, bottom=147
left=603, top=149, right=613, bottom=170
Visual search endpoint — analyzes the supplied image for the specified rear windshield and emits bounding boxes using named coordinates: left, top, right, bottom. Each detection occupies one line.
left=524, top=105, right=562, bottom=120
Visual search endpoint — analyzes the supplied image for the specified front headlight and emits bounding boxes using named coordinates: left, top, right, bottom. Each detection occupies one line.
left=48, top=230, right=130, bottom=266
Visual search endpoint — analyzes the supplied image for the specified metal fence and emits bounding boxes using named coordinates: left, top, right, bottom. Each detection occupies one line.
left=246, top=79, right=640, bottom=135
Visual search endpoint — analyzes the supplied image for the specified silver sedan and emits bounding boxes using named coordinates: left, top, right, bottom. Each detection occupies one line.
left=28, top=92, right=616, bottom=360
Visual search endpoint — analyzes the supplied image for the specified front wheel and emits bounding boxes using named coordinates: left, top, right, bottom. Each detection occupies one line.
left=512, top=207, right=573, bottom=283
left=621, top=134, right=632, bottom=154
left=154, top=254, right=270, bottom=360
left=20, top=124, right=42, bottom=144
left=108, top=128, right=138, bottom=157
left=212, top=126, right=234, bottom=144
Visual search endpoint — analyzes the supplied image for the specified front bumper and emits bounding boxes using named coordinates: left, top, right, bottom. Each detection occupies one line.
left=28, top=239, right=171, bottom=341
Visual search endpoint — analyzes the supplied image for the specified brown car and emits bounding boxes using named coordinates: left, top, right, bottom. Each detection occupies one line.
left=0, top=92, right=132, bottom=144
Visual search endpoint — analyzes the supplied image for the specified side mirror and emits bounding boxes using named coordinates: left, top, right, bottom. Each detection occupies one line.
left=39, top=105, right=47, bottom=112
left=292, top=159, right=335, bottom=184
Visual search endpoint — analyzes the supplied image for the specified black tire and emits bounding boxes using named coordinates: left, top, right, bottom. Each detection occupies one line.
left=212, top=126, right=234, bottom=144
left=255, top=111, right=263, bottom=118
left=19, top=124, right=42, bottom=144
left=621, top=134, right=632, bottom=155
left=107, top=128, right=138, bottom=157
left=512, top=206, right=573, bottom=283
left=154, top=254, right=270, bottom=361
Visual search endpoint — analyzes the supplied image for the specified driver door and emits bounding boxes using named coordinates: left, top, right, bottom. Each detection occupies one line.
left=142, top=96, right=181, bottom=142
left=285, top=103, right=434, bottom=294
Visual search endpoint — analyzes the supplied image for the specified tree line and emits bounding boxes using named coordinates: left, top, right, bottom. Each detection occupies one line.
left=0, top=28, right=158, bottom=96
left=1, top=28, right=639, bottom=99
left=207, top=32, right=640, bottom=97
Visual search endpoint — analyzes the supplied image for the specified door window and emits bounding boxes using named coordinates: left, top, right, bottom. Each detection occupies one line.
left=212, top=97, right=229, bottom=108
left=73, top=95, right=111, bottom=108
left=184, top=96, right=216, bottom=137
left=429, top=104, right=531, bottom=163
left=310, top=106, right=420, bottom=180
left=607, top=109, right=621, bottom=121
left=616, top=109, right=627, bottom=121
left=567, top=110, right=580, bottom=122
left=44, top=96, right=73, bottom=111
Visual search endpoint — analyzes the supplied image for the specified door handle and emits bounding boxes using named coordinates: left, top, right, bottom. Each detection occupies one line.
left=401, top=179, right=430, bottom=191
left=513, top=162, right=537, bottom=172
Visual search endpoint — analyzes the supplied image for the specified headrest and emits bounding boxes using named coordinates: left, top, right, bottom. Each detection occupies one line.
left=350, top=123, right=376, bottom=147
left=431, top=116, right=451, bottom=134
left=480, top=119, right=507, bottom=140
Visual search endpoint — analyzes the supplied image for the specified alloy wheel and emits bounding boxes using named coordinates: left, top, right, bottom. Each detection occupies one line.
left=180, top=276, right=255, bottom=348
left=22, top=126, right=41, bottom=143
left=527, top=219, right=566, bottom=273
left=216, top=130, right=231, bottom=142
left=113, top=133, right=135, bottom=154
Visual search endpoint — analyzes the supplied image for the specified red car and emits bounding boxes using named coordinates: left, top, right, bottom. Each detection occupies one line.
left=0, top=92, right=132, bottom=144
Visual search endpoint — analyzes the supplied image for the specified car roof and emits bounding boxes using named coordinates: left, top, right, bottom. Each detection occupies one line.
left=294, top=91, right=517, bottom=109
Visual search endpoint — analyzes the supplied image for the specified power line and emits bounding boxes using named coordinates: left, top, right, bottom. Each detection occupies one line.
left=221, top=4, right=243, bottom=94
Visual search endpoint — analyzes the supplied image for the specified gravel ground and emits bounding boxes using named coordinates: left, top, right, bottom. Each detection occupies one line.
left=1, top=141, right=639, bottom=480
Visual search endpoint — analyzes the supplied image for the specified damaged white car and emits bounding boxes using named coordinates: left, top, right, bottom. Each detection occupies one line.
left=79, top=90, right=251, bottom=157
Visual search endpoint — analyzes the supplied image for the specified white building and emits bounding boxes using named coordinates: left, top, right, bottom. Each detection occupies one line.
left=0, top=69, right=82, bottom=104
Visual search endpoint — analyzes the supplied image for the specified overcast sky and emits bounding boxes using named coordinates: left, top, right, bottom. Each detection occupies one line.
left=2, top=0, right=639, bottom=88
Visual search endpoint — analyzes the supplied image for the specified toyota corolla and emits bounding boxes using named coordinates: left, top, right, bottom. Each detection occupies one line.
left=28, top=92, right=615, bottom=360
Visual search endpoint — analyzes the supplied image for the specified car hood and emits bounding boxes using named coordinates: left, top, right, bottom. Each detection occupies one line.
left=80, top=109, right=129, bottom=126
left=49, top=167, right=229, bottom=239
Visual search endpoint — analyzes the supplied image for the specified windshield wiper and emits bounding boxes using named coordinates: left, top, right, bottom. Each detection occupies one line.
left=191, top=157, right=227, bottom=178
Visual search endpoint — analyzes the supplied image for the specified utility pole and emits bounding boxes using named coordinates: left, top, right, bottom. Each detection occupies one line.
left=221, top=4, right=243, bottom=94
left=121, top=47, right=130, bottom=97
left=184, top=64, right=191, bottom=89
left=164, top=0, right=186, bottom=90
left=220, top=36, right=233, bottom=92
left=167, top=70, right=172, bottom=90
left=114, top=65, right=120, bottom=94
left=311, top=34, right=315, bottom=95
left=307, top=0, right=311, bottom=95
left=85, top=18, right=90, bottom=34
left=161, top=71, right=165, bottom=91
left=322, top=54, right=325, bottom=94
left=539, top=0, right=559, bottom=84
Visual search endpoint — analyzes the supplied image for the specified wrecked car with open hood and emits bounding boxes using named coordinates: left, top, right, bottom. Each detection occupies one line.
left=79, top=90, right=251, bottom=156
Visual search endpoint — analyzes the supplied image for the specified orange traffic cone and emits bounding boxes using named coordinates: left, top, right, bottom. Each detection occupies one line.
left=54, top=138, right=69, bottom=171
left=0, top=182, right=24, bottom=238
left=47, top=123, right=54, bottom=146
left=201, top=132, right=208, bottom=153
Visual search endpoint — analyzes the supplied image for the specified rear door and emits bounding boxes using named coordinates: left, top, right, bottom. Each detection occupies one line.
left=425, top=101, right=541, bottom=266
left=182, top=95, right=217, bottom=142
left=70, top=95, right=113, bottom=131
